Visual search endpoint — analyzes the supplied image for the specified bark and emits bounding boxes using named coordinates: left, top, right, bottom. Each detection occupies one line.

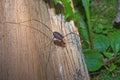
left=0, top=0, right=90, bottom=80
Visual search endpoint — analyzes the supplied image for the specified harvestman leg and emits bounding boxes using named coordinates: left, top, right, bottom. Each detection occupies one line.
left=4, top=19, right=52, bottom=40
left=3, top=19, right=80, bottom=80
left=3, top=19, right=55, bottom=79
left=3, top=19, right=54, bottom=64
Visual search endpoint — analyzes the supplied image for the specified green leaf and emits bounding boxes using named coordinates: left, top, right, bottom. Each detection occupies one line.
left=84, top=49, right=104, bottom=71
left=109, top=63, right=116, bottom=72
left=110, top=31, right=120, bottom=55
left=82, top=0, right=90, bottom=28
left=64, top=4, right=73, bottom=20
left=82, top=0, right=93, bottom=49
left=93, top=35, right=109, bottom=51
left=73, top=11, right=89, bottom=41
left=94, top=24, right=104, bottom=33
left=62, top=0, right=70, bottom=3
left=54, top=0, right=73, bottom=20
left=116, top=58, right=120, bottom=63
left=103, top=52, right=113, bottom=59
left=101, top=71, right=120, bottom=80
left=54, top=0, right=60, bottom=5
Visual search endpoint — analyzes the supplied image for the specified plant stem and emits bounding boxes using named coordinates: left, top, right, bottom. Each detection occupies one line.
left=86, top=9, right=94, bottom=49
left=83, top=0, right=94, bottom=49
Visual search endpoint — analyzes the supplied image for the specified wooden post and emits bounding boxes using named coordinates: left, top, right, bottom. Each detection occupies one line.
left=0, top=0, right=90, bottom=80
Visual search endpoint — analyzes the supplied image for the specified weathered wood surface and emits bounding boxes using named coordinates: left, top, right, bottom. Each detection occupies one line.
left=0, top=0, right=90, bottom=80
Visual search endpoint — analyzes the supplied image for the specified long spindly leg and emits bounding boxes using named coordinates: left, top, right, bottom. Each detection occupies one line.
left=45, top=37, right=54, bottom=66
left=62, top=31, right=79, bottom=44
left=1, top=18, right=56, bottom=41
left=2, top=19, right=55, bottom=58
left=59, top=14, right=80, bottom=41
left=64, top=31, right=79, bottom=38
left=44, top=37, right=55, bottom=80
left=5, top=19, right=53, bottom=33
left=4, top=19, right=62, bottom=62
left=3, top=19, right=57, bottom=79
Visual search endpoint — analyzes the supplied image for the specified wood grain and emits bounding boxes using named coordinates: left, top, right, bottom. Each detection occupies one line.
left=0, top=0, right=90, bottom=80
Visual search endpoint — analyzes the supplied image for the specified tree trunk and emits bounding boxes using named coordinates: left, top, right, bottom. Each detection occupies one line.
left=0, top=0, right=90, bottom=80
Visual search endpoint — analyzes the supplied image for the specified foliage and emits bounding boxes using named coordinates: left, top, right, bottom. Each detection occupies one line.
left=92, top=70, right=120, bottom=80
left=54, top=0, right=74, bottom=20
left=84, top=49, right=104, bottom=71
left=110, top=31, right=120, bottom=56
left=54, top=0, right=120, bottom=79
left=93, top=35, right=109, bottom=51
left=82, top=0, right=94, bottom=49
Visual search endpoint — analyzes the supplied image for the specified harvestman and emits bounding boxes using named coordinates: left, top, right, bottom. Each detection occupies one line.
left=3, top=18, right=79, bottom=80
left=4, top=18, right=78, bottom=46
left=3, top=18, right=79, bottom=61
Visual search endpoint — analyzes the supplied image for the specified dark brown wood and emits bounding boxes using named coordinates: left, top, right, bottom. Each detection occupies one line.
left=0, top=0, right=90, bottom=80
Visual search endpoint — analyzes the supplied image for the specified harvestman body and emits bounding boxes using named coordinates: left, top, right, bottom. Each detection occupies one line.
left=53, top=31, right=64, bottom=40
